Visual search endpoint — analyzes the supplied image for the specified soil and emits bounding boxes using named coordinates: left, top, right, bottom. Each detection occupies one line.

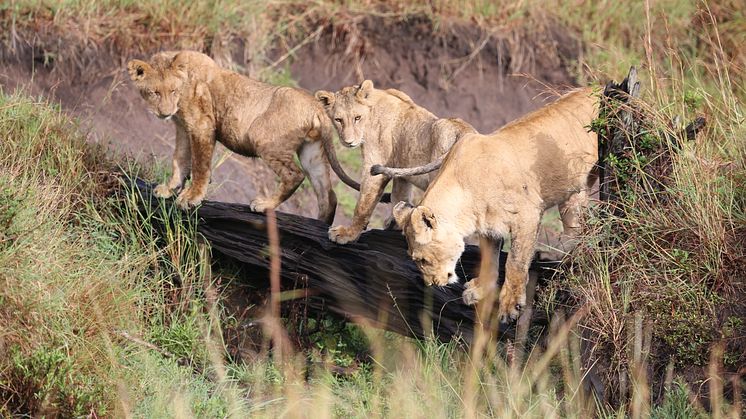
left=291, top=15, right=579, bottom=133
left=0, top=16, right=578, bottom=241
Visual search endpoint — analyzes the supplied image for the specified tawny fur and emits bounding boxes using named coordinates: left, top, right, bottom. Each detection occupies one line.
left=392, top=88, right=599, bottom=324
left=127, top=50, right=338, bottom=224
left=315, top=80, right=476, bottom=244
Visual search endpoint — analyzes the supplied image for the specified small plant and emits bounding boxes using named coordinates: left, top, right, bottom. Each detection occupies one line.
left=9, top=345, right=106, bottom=417
left=683, top=90, right=704, bottom=112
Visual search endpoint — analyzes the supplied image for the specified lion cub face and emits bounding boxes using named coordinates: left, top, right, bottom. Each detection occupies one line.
left=315, top=80, right=375, bottom=148
left=127, top=58, right=187, bottom=120
left=393, top=202, right=464, bottom=286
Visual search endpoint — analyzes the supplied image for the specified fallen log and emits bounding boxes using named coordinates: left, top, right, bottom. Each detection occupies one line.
left=130, top=178, right=561, bottom=343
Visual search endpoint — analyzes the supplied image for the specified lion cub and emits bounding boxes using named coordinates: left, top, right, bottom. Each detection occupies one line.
left=315, top=80, right=475, bottom=244
left=391, top=88, right=599, bottom=324
left=127, top=50, right=337, bottom=223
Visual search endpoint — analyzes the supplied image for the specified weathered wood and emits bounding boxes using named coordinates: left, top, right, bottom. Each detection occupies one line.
left=596, top=67, right=706, bottom=206
left=131, top=179, right=561, bottom=343
left=597, top=66, right=642, bottom=203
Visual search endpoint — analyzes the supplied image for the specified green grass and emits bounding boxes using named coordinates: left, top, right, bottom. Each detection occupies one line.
left=537, top=0, right=746, bottom=403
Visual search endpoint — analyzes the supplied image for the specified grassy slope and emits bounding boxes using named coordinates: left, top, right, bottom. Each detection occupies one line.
left=0, top=92, right=222, bottom=417
left=0, top=0, right=744, bottom=417
left=549, top=0, right=746, bottom=388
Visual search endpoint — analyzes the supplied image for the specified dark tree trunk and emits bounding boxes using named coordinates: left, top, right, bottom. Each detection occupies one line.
left=131, top=179, right=561, bottom=343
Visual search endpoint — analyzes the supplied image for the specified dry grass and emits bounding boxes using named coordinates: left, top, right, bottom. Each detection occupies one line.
left=0, top=0, right=570, bottom=82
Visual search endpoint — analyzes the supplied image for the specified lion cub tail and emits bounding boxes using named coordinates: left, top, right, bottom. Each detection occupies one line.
left=314, top=112, right=391, bottom=203
left=370, top=158, right=445, bottom=178
left=370, top=117, right=475, bottom=179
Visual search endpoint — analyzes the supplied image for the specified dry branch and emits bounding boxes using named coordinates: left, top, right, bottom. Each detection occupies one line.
left=595, top=67, right=706, bottom=206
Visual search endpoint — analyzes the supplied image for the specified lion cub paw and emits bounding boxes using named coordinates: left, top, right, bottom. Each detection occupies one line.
left=154, top=184, right=174, bottom=198
left=462, top=278, right=499, bottom=305
left=497, top=287, right=526, bottom=324
left=462, top=279, right=483, bottom=305
left=328, top=225, right=361, bottom=244
left=175, top=190, right=203, bottom=210
left=249, top=197, right=277, bottom=213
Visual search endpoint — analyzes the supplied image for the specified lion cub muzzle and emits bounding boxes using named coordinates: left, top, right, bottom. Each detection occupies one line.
left=340, top=133, right=364, bottom=148
left=415, top=259, right=459, bottom=287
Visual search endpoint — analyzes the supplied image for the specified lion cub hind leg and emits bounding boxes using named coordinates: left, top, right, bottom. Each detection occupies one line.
left=298, top=141, right=337, bottom=224
left=558, top=190, right=589, bottom=236
left=250, top=152, right=306, bottom=213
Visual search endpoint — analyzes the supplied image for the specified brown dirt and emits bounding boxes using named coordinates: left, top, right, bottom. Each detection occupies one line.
left=0, top=16, right=579, bottom=233
left=291, top=16, right=579, bottom=133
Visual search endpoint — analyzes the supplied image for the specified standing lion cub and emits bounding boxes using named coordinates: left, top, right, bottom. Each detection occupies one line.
left=389, top=88, right=599, bottom=324
left=315, top=80, right=475, bottom=244
left=127, top=50, right=341, bottom=223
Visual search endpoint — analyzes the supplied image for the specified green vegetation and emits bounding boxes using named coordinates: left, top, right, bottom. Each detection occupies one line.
left=0, top=0, right=744, bottom=417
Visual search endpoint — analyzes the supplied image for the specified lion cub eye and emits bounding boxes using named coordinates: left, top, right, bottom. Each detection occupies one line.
left=354, top=115, right=361, bottom=122
left=334, top=118, right=343, bottom=124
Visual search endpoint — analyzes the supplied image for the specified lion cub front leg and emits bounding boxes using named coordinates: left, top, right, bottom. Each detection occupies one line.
left=155, top=124, right=191, bottom=198
left=463, top=236, right=501, bottom=306
left=329, top=172, right=388, bottom=244
left=176, top=130, right=215, bottom=210
left=496, top=218, right=539, bottom=324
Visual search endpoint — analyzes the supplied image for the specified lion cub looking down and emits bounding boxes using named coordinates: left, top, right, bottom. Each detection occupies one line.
left=391, top=88, right=599, bottom=324
left=315, top=80, right=475, bottom=244
left=127, top=50, right=339, bottom=223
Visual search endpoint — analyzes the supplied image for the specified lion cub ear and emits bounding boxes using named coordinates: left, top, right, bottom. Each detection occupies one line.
left=356, top=80, right=374, bottom=100
left=393, top=201, right=414, bottom=229
left=127, top=59, right=152, bottom=82
left=315, top=90, right=335, bottom=108
left=169, top=53, right=189, bottom=80
left=410, top=206, right=437, bottom=244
